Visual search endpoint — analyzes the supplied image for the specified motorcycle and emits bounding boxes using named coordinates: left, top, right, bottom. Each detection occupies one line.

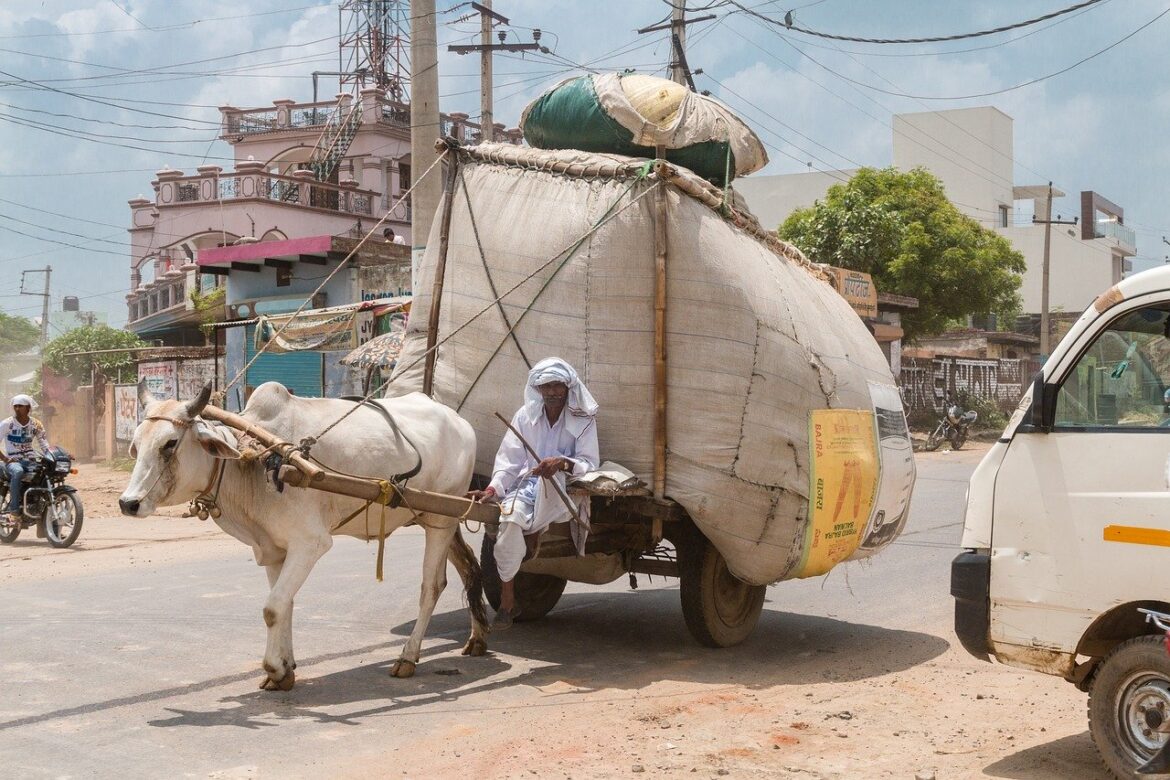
left=0, top=446, right=83, bottom=548
left=924, top=398, right=978, bottom=451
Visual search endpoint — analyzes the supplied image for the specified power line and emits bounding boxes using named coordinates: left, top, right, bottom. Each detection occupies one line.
left=775, top=0, right=1112, bottom=59
left=729, top=0, right=1107, bottom=45
left=767, top=4, right=1170, bottom=101
left=726, top=18, right=1020, bottom=193
left=702, top=74, right=862, bottom=170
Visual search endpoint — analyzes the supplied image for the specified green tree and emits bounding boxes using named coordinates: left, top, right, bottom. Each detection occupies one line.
left=43, top=325, right=146, bottom=385
left=778, top=166, right=1026, bottom=340
left=0, top=311, right=40, bottom=354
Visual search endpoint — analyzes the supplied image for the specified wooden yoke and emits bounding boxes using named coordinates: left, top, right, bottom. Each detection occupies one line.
left=200, top=405, right=324, bottom=484
left=278, top=465, right=500, bottom=525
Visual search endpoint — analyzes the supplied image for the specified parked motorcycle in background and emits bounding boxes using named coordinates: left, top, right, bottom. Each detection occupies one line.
left=924, top=395, right=978, bottom=451
left=0, top=446, right=83, bottom=548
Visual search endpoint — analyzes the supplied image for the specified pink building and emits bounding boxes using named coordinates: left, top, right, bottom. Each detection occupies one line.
left=125, top=87, right=521, bottom=345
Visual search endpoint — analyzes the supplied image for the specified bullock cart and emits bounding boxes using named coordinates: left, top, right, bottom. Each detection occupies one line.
left=380, top=127, right=915, bottom=646
left=201, top=403, right=748, bottom=647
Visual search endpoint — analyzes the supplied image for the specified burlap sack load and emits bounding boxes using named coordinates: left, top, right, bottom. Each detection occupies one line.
left=392, top=142, right=915, bottom=587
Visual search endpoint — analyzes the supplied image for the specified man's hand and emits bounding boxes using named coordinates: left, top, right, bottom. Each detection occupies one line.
left=531, top=456, right=568, bottom=479
left=466, top=487, right=498, bottom=504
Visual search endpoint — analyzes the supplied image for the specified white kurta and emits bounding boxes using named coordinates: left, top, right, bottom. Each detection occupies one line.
left=488, top=404, right=600, bottom=580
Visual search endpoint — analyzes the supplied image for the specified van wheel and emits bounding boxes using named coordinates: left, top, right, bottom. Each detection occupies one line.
left=479, top=533, right=567, bottom=622
left=1088, top=635, right=1170, bottom=778
left=677, top=529, right=765, bottom=648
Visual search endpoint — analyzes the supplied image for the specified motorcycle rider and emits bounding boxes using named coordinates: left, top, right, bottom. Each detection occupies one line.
left=0, top=394, right=52, bottom=522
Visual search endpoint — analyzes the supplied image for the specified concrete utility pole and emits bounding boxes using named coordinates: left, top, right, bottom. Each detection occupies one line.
left=670, top=3, right=686, bottom=86
left=1040, top=182, right=1053, bottom=357
left=636, top=8, right=714, bottom=89
left=1032, top=183, right=1077, bottom=357
left=448, top=2, right=543, bottom=143
left=410, top=0, right=442, bottom=288
left=480, top=1, right=493, bottom=142
left=20, top=267, right=51, bottom=353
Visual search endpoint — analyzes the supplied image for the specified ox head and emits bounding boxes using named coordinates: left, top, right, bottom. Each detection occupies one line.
left=118, top=381, right=241, bottom=517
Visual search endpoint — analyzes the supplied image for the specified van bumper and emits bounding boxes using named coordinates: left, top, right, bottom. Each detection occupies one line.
left=951, top=550, right=991, bottom=662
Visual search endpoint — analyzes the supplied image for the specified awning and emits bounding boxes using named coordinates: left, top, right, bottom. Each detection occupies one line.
left=207, top=296, right=408, bottom=330
left=196, top=235, right=409, bottom=275
left=252, top=297, right=409, bottom=353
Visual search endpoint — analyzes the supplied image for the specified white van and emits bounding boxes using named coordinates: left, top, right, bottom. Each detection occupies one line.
left=954, top=266, right=1170, bottom=778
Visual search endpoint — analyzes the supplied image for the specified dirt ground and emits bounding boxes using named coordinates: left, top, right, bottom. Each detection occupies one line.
left=1, top=452, right=1112, bottom=780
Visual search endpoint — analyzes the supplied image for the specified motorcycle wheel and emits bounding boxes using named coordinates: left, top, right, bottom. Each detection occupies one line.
left=0, top=513, right=19, bottom=544
left=924, top=425, right=944, bottom=451
left=952, top=430, right=968, bottom=450
left=44, top=493, right=83, bottom=549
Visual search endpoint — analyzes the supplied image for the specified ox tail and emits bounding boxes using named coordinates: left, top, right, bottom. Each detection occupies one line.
left=449, top=527, right=488, bottom=629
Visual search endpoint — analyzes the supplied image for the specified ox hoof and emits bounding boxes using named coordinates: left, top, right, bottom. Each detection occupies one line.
left=461, top=637, right=488, bottom=657
left=259, top=669, right=296, bottom=691
left=389, top=659, right=417, bottom=678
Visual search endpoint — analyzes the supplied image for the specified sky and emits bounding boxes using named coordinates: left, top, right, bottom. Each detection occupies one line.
left=0, top=0, right=1166, bottom=328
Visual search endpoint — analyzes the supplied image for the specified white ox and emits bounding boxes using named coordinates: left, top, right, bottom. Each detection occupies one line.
left=118, top=381, right=489, bottom=690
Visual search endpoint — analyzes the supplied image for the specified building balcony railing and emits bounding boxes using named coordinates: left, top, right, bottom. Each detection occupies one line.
left=155, top=167, right=377, bottom=217
left=126, top=278, right=188, bottom=326
left=221, top=100, right=337, bottom=136
left=1095, top=219, right=1136, bottom=249
left=221, top=92, right=524, bottom=146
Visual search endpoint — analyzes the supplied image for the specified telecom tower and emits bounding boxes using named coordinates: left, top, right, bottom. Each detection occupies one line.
left=338, top=0, right=411, bottom=103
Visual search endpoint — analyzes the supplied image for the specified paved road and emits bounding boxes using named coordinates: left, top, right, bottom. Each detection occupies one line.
left=0, top=447, right=1109, bottom=779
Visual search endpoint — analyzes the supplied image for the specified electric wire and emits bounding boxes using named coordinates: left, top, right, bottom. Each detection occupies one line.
left=728, top=0, right=1107, bottom=44
left=766, top=4, right=1170, bottom=101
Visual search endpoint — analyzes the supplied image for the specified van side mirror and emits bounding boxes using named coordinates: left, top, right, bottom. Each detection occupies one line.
left=1020, top=372, right=1053, bottom=433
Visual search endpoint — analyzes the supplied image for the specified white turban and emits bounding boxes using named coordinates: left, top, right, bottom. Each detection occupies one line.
left=11, top=394, right=36, bottom=409
left=523, top=357, right=597, bottom=420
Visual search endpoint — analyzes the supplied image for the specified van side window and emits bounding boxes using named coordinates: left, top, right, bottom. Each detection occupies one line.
left=1054, top=304, right=1170, bottom=428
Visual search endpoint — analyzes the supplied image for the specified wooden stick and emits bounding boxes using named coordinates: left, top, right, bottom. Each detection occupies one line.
left=652, top=147, right=668, bottom=501
left=492, top=411, right=583, bottom=523
left=200, top=405, right=324, bottom=483
left=423, top=149, right=460, bottom=396
left=278, top=465, right=500, bottom=525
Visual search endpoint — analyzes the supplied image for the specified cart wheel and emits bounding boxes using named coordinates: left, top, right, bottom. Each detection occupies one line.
left=480, top=533, right=567, bottom=622
left=678, top=529, right=766, bottom=648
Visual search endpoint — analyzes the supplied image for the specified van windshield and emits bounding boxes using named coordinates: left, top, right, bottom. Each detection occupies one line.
left=1054, top=304, right=1170, bottom=428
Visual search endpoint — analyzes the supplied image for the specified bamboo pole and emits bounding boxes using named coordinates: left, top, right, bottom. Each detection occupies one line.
left=653, top=149, right=669, bottom=500
left=423, top=144, right=460, bottom=396
left=278, top=465, right=500, bottom=525
left=200, top=405, right=324, bottom=483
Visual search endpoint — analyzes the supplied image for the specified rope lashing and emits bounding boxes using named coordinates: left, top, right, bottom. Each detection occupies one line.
left=304, top=158, right=661, bottom=445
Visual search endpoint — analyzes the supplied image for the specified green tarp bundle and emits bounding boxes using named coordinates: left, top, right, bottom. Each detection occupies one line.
left=520, top=73, right=768, bottom=184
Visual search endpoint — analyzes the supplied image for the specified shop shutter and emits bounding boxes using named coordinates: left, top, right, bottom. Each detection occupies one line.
left=244, top=324, right=323, bottom=397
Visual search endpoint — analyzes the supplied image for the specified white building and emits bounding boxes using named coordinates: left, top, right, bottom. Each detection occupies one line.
left=736, top=106, right=1136, bottom=318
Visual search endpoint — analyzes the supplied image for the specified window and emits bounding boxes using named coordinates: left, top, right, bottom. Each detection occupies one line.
left=999, top=205, right=1010, bottom=228
left=1054, top=304, right=1170, bottom=428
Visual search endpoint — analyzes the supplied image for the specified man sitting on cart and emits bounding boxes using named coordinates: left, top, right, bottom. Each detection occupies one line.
left=470, top=357, right=599, bottom=630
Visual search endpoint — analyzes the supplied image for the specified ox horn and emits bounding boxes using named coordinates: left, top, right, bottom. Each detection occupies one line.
left=184, top=382, right=213, bottom=419
left=138, top=378, right=159, bottom=408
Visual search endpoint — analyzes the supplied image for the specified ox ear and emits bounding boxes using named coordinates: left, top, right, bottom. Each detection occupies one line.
left=138, top=379, right=159, bottom=409
left=194, top=422, right=241, bottom=460
left=184, top=382, right=213, bottom=419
